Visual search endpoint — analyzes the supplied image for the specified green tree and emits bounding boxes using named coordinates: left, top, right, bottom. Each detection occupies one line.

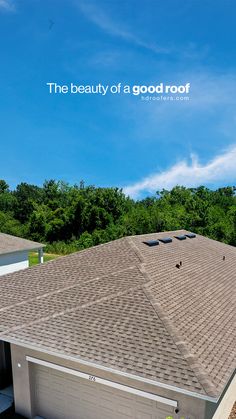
left=0, top=180, right=9, bottom=193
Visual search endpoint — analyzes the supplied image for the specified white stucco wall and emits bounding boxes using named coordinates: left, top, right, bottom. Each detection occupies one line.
left=0, top=251, right=29, bottom=276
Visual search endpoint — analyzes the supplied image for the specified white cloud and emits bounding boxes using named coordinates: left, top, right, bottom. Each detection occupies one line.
left=123, top=146, right=236, bottom=198
left=77, top=1, right=169, bottom=54
left=0, top=0, right=15, bottom=11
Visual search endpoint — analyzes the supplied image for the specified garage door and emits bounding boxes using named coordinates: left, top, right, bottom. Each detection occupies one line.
left=31, top=364, right=175, bottom=419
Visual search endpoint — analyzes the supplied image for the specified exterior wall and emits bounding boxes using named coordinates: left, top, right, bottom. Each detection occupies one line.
left=0, top=251, right=29, bottom=276
left=209, top=372, right=236, bottom=419
left=10, top=343, right=209, bottom=419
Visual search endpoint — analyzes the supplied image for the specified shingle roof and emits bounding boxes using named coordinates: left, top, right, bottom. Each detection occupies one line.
left=0, top=233, right=44, bottom=255
left=0, top=230, right=235, bottom=400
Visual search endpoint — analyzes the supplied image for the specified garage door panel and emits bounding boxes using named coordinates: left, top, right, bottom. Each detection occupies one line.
left=100, top=397, right=117, bottom=412
left=135, top=411, right=154, bottom=419
left=135, top=400, right=155, bottom=419
left=154, top=401, right=173, bottom=414
left=101, top=412, right=118, bottom=419
left=117, top=398, right=135, bottom=417
left=117, top=404, right=134, bottom=417
left=32, top=364, right=175, bottom=419
left=136, top=396, right=153, bottom=406
left=80, top=392, right=98, bottom=406
left=74, top=405, right=98, bottom=419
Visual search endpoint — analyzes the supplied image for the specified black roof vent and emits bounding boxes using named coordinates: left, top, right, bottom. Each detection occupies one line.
left=175, top=235, right=186, bottom=241
left=185, top=233, right=196, bottom=239
left=143, top=240, right=159, bottom=247
left=159, top=237, right=172, bottom=244
left=176, top=261, right=183, bottom=269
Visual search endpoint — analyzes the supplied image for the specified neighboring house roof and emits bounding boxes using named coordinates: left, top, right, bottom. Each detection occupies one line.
left=0, top=233, right=44, bottom=255
left=0, top=230, right=235, bottom=401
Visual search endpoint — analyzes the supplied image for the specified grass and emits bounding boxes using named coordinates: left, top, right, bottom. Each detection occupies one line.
left=29, top=252, right=60, bottom=267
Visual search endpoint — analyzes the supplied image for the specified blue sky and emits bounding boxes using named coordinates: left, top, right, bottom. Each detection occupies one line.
left=0, top=0, right=236, bottom=198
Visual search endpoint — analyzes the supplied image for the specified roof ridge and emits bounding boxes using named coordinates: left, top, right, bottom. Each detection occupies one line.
left=126, top=237, right=145, bottom=263
left=142, top=283, right=218, bottom=397
left=126, top=230, right=187, bottom=239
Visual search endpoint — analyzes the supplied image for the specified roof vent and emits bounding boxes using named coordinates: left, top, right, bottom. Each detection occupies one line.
left=176, top=261, right=183, bottom=269
left=175, top=235, right=186, bottom=241
left=159, top=237, right=172, bottom=244
left=143, top=240, right=159, bottom=247
left=185, top=233, right=196, bottom=239
left=223, top=255, right=226, bottom=261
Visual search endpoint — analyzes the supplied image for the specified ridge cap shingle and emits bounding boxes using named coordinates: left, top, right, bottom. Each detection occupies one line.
left=142, top=284, right=218, bottom=397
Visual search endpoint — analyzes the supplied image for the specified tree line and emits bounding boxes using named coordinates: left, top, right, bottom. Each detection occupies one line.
left=0, top=179, right=235, bottom=254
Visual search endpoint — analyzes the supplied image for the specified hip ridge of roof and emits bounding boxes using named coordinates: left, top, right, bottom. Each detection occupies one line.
left=142, top=282, right=218, bottom=398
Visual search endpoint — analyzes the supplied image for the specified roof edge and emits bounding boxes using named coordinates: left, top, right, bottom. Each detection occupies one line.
left=1, top=336, right=220, bottom=403
left=127, top=229, right=187, bottom=239
left=0, top=245, right=45, bottom=256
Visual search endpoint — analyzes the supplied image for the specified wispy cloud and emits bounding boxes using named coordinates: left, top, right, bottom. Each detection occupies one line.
left=0, top=0, right=15, bottom=11
left=123, top=146, right=236, bottom=198
left=77, top=1, right=169, bottom=54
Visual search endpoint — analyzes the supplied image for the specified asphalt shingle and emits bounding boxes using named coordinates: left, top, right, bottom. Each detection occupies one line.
left=0, top=230, right=235, bottom=400
left=0, top=233, right=44, bottom=255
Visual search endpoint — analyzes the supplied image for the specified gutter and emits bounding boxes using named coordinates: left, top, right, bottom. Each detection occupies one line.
left=0, top=246, right=45, bottom=257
